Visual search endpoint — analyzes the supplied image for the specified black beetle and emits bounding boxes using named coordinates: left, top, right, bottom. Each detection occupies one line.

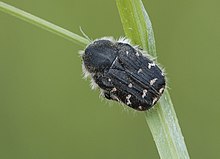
left=81, top=38, right=165, bottom=111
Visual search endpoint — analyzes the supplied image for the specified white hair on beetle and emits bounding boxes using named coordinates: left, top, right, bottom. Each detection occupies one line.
left=79, top=50, right=98, bottom=90
left=117, top=37, right=131, bottom=44
left=81, top=60, right=90, bottom=79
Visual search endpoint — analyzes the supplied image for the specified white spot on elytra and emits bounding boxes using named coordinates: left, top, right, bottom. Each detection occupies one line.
left=148, top=62, right=155, bottom=69
left=142, top=89, right=148, bottom=98
left=126, top=94, right=132, bottom=105
left=159, top=87, right=165, bottom=93
left=152, top=97, right=158, bottom=105
left=111, top=87, right=117, bottom=92
left=150, top=78, right=157, bottom=85
left=108, top=78, right=111, bottom=82
left=138, top=68, right=142, bottom=73
left=128, top=83, right=133, bottom=88
left=135, top=52, right=140, bottom=56
left=138, top=106, right=143, bottom=110
left=126, top=51, right=129, bottom=55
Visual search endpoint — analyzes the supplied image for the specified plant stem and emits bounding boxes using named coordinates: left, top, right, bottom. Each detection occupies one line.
left=0, top=1, right=89, bottom=46
left=116, top=0, right=190, bottom=158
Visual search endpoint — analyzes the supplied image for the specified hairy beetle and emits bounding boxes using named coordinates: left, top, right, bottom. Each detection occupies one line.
left=81, top=38, right=165, bottom=111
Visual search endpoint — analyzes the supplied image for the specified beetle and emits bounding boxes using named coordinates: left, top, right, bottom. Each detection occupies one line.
left=81, top=38, right=165, bottom=111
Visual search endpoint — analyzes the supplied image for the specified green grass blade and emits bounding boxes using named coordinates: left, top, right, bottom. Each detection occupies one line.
left=116, top=0, right=190, bottom=158
left=116, top=0, right=156, bottom=56
left=0, top=1, right=89, bottom=46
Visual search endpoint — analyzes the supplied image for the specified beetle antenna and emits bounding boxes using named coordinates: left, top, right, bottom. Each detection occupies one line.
left=79, top=26, right=92, bottom=42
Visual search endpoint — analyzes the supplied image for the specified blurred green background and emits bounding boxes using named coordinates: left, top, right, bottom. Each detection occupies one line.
left=1, top=0, right=220, bottom=158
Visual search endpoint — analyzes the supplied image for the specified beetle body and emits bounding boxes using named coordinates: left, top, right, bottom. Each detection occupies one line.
left=82, top=38, right=165, bottom=111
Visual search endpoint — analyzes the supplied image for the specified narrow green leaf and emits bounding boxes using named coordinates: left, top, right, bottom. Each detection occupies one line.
left=0, top=1, right=89, bottom=46
left=116, top=0, right=190, bottom=159
left=116, top=0, right=156, bottom=56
